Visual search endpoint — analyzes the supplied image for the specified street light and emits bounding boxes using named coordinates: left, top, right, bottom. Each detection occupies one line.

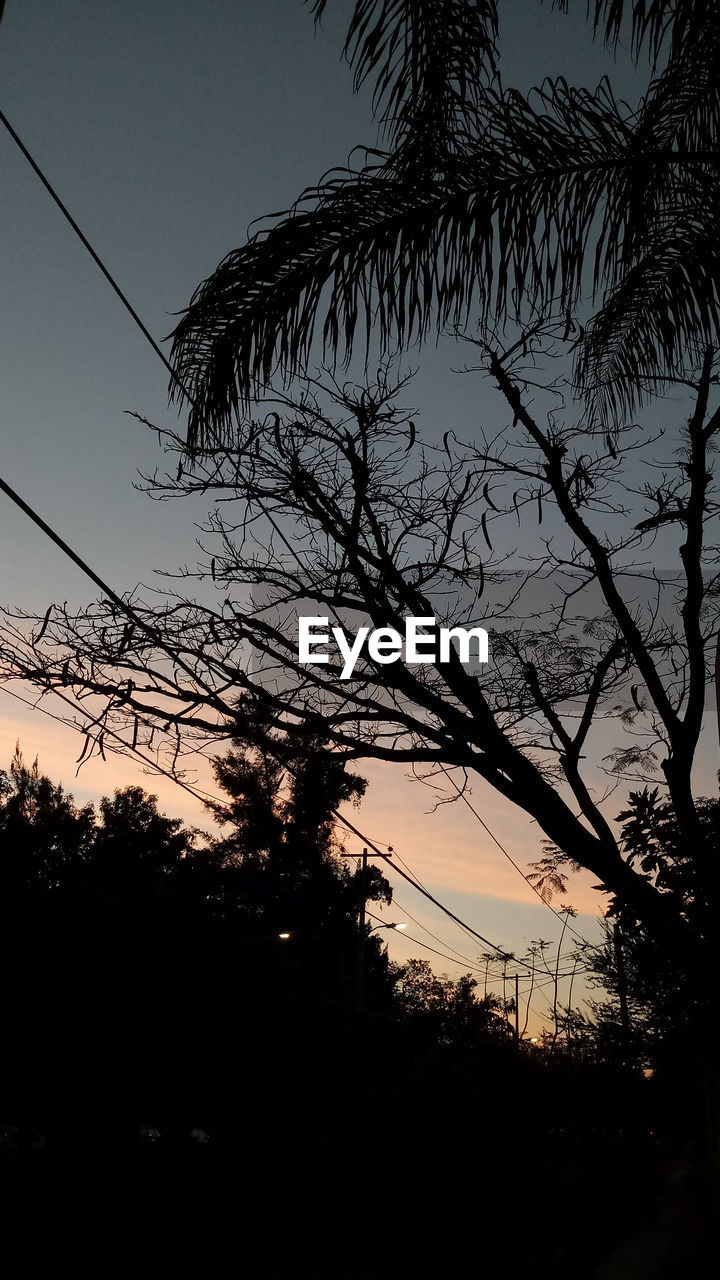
left=369, top=921, right=407, bottom=933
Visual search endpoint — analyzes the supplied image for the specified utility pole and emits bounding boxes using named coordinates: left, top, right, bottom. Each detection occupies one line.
left=514, top=974, right=520, bottom=1044
left=341, top=845, right=393, bottom=1011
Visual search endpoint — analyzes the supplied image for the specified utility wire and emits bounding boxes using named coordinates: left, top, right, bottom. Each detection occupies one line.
left=0, top=682, right=225, bottom=811
left=366, top=910, right=591, bottom=1053
left=340, top=813, right=541, bottom=971
left=381, top=838, right=586, bottom=966
left=366, top=912, right=488, bottom=974
left=310, top=815, right=586, bottom=972
left=4, top=680, right=582, bottom=986
left=369, top=912, right=590, bottom=986
left=372, top=890, right=586, bottom=979
left=372, top=839, right=512, bottom=959
left=436, top=763, right=593, bottom=946
left=0, top=614, right=536, bottom=973
left=370, top=854, right=591, bottom=979
left=7, top=685, right=587, bottom=993
left=378, top=894, right=496, bottom=972
left=0, top=491, right=570, bottom=973
left=0, top=110, right=319, bottom=579
left=0, top=110, right=183, bottom=396
left=0, top=625, right=227, bottom=811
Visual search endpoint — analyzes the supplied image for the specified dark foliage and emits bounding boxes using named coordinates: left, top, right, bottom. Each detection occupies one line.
left=0, top=745, right=690, bottom=1276
left=587, top=789, right=720, bottom=1065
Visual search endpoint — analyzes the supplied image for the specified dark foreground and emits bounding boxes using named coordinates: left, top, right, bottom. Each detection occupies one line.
left=1, top=1013, right=717, bottom=1279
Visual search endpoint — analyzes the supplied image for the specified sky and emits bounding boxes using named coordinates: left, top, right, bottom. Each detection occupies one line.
left=0, top=1, right=703, bottom=1019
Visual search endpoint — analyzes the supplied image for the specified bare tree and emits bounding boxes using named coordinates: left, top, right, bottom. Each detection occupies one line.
left=1, top=325, right=718, bottom=952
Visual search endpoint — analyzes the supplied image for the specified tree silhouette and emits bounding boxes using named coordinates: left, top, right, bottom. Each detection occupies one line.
left=0, top=744, right=95, bottom=896
left=0, top=745, right=707, bottom=1271
left=170, top=0, right=720, bottom=442
left=587, top=789, right=720, bottom=1061
left=0, top=739, right=393, bottom=1136
left=207, top=722, right=394, bottom=1007
left=92, top=785, right=196, bottom=895
left=394, top=958, right=506, bottom=1046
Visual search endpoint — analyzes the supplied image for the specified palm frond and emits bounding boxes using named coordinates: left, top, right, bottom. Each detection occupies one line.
left=634, top=22, right=720, bottom=154
left=308, top=1, right=498, bottom=155
left=172, top=26, right=720, bottom=445
left=171, top=161, right=469, bottom=448
left=576, top=212, right=720, bottom=421
left=170, top=77, right=642, bottom=445
left=576, top=10, right=720, bottom=409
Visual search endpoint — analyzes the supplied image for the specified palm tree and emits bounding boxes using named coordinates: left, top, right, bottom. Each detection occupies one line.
left=170, top=0, right=720, bottom=447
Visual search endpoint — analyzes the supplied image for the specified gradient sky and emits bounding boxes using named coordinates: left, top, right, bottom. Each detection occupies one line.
left=0, top=2, right=697, bottom=1018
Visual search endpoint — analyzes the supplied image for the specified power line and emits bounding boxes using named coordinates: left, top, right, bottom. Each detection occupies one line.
left=367, top=849, right=591, bottom=979
left=380, top=839, right=589, bottom=967
left=372, top=888, right=586, bottom=979
left=366, top=910, right=546, bottom=985
left=0, top=483, right=531, bottom=954
left=436, top=763, right=594, bottom=946
left=392, top=846, right=431, bottom=893
left=371, top=914, right=591, bottom=987
left=339, top=819, right=544, bottom=972
left=369, top=907, right=511, bottom=980
left=5, top=688, right=592, bottom=997
left=366, top=912, right=488, bottom=974
left=379, top=841, right=517, bottom=959
left=377, top=894, right=495, bottom=972
left=0, top=682, right=225, bottom=812
left=0, top=109, right=319, bottom=579
left=0, top=110, right=184, bottom=397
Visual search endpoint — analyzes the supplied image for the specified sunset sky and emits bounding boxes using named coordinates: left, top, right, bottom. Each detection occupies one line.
left=0, top=1, right=710, bottom=1020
